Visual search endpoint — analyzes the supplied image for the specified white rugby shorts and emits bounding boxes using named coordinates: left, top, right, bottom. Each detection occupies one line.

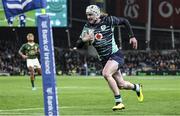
left=26, top=58, right=41, bottom=69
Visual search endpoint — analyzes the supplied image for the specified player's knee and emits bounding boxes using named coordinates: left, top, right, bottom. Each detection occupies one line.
left=28, top=67, right=33, bottom=72
left=37, top=68, right=42, bottom=75
left=102, top=71, right=112, bottom=80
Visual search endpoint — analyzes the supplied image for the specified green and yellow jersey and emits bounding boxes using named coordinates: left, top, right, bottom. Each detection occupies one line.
left=19, top=43, right=39, bottom=59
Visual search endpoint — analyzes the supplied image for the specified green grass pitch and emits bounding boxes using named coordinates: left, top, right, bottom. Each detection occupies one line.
left=0, top=76, right=180, bottom=115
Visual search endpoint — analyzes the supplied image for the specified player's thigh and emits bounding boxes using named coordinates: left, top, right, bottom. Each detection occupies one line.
left=27, top=59, right=34, bottom=68
left=102, top=59, right=119, bottom=76
left=34, top=58, right=41, bottom=68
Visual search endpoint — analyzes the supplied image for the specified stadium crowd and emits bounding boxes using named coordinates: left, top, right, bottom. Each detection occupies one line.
left=57, top=48, right=180, bottom=76
left=0, top=39, right=180, bottom=76
left=0, top=39, right=26, bottom=75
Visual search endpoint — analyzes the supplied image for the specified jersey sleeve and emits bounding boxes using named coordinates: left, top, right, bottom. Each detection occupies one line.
left=35, top=43, right=39, bottom=49
left=105, top=16, right=135, bottom=38
left=18, top=44, right=26, bottom=54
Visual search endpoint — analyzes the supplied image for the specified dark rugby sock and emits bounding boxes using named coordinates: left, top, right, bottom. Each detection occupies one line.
left=31, top=80, right=35, bottom=88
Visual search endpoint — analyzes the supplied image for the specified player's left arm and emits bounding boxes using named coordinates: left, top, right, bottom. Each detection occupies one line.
left=129, top=37, right=137, bottom=49
left=107, top=16, right=137, bottom=49
left=36, top=43, right=40, bottom=53
left=121, top=19, right=138, bottom=49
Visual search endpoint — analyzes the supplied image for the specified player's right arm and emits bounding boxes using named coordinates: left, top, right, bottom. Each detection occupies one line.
left=18, top=44, right=28, bottom=59
left=80, top=25, right=94, bottom=42
left=75, top=26, right=94, bottom=49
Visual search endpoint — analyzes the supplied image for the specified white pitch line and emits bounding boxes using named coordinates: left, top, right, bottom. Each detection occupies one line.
left=34, top=86, right=108, bottom=90
left=0, top=112, right=44, bottom=115
left=26, top=17, right=35, bottom=22
left=33, top=86, right=180, bottom=91
left=0, top=107, right=43, bottom=112
left=125, top=77, right=180, bottom=80
left=144, top=88, right=180, bottom=91
left=0, top=106, right=73, bottom=112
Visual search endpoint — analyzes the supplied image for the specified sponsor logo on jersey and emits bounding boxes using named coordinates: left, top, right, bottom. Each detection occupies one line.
left=101, top=25, right=106, bottom=31
left=95, top=33, right=103, bottom=40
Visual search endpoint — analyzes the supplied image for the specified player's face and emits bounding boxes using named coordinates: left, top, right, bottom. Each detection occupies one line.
left=86, top=13, right=98, bottom=24
left=27, top=34, right=34, bottom=42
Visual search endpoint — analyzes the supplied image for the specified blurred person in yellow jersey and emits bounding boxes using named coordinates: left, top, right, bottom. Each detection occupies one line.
left=19, top=33, right=41, bottom=90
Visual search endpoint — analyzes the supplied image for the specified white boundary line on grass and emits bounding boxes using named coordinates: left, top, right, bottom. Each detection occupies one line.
left=33, top=86, right=180, bottom=91
left=0, top=106, right=73, bottom=112
left=0, top=107, right=43, bottom=112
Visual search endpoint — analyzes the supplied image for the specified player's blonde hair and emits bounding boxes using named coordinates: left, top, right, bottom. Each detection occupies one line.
left=100, top=12, right=108, bottom=17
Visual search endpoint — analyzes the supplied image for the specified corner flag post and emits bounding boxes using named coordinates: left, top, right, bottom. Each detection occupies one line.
left=37, top=10, right=59, bottom=116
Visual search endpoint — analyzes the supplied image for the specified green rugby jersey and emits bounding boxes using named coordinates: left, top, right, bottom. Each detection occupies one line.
left=19, top=43, right=39, bottom=59
left=80, top=16, right=134, bottom=61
